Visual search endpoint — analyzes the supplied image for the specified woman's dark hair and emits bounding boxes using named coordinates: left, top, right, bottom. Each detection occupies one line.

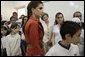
left=23, top=1, right=43, bottom=34
left=54, top=12, right=64, bottom=25
left=41, top=13, right=49, bottom=21
left=60, top=21, right=81, bottom=40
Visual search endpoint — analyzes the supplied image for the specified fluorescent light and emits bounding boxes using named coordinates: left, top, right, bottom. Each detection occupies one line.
left=69, top=1, right=74, bottom=6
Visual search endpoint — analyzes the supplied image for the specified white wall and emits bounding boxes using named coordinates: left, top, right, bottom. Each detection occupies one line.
left=1, top=1, right=30, bottom=21
left=1, top=1, right=17, bottom=21
left=43, top=1, right=84, bottom=26
left=1, top=1, right=84, bottom=23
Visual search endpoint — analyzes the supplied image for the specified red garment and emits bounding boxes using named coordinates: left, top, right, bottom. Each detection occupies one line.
left=24, top=16, right=45, bottom=56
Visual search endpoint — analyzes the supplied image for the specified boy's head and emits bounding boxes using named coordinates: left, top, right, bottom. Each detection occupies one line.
left=60, top=21, right=81, bottom=45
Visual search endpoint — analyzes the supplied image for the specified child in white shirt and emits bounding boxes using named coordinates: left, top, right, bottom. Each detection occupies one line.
left=6, top=23, right=22, bottom=56
left=46, top=21, right=81, bottom=56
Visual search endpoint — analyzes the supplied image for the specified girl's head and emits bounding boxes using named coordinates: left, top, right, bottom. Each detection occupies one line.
left=41, top=13, right=49, bottom=23
left=55, top=12, right=64, bottom=25
left=1, top=26, right=9, bottom=36
left=27, top=1, right=43, bottom=19
left=10, top=23, right=20, bottom=34
left=22, top=16, right=27, bottom=26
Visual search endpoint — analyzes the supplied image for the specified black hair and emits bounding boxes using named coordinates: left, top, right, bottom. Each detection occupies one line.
left=54, top=12, right=64, bottom=25
left=13, top=12, right=18, bottom=15
left=1, top=21, right=7, bottom=26
left=73, top=11, right=82, bottom=18
left=41, top=13, right=49, bottom=21
left=1, top=25, right=10, bottom=36
left=60, top=21, right=81, bottom=40
left=81, top=22, right=84, bottom=29
left=10, top=23, right=20, bottom=29
left=22, top=16, right=27, bottom=27
left=23, top=1, right=43, bottom=34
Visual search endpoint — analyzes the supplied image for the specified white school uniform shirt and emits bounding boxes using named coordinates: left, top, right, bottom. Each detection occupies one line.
left=52, top=24, right=62, bottom=44
left=41, top=20, right=52, bottom=43
left=45, top=43, right=80, bottom=56
left=6, top=33, right=22, bottom=56
left=1, top=36, right=8, bottom=49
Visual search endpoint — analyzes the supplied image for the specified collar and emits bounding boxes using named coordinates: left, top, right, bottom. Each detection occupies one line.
left=58, top=41, right=71, bottom=50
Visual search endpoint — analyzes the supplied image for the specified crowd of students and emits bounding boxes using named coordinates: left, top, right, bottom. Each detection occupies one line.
left=1, top=1, right=84, bottom=56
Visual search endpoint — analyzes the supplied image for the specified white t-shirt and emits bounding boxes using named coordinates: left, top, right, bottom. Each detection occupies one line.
left=45, top=43, right=80, bottom=56
left=5, top=33, right=22, bottom=56
left=52, top=24, right=62, bottom=44
left=1, top=36, right=8, bottom=49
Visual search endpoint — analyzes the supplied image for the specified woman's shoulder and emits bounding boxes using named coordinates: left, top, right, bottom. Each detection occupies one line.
left=28, top=19, right=38, bottom=25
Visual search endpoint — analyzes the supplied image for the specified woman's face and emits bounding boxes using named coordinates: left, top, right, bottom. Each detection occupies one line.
left=56, top=14, right=64, bottom=24
left=33, top=4, right=44, bottom=18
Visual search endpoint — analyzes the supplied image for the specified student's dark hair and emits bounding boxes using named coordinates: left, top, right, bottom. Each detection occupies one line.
left=1, top=25, right=10, bottom=36
left=23, top=1, right=43, bottom=34
left=60, top=21, right=81, bottom=40
left=54, top=12, right=64, bottom=25
left=41, top=13, right=49, bottom=21
left=13, top=12, right=17, bottom=15
left=10, top=23, right=20, bottom=29
left=73, top=11, right=82, bottom=18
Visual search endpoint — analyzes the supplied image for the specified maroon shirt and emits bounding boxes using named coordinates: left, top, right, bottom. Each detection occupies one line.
left=24, top=16, right=45, bottom=56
